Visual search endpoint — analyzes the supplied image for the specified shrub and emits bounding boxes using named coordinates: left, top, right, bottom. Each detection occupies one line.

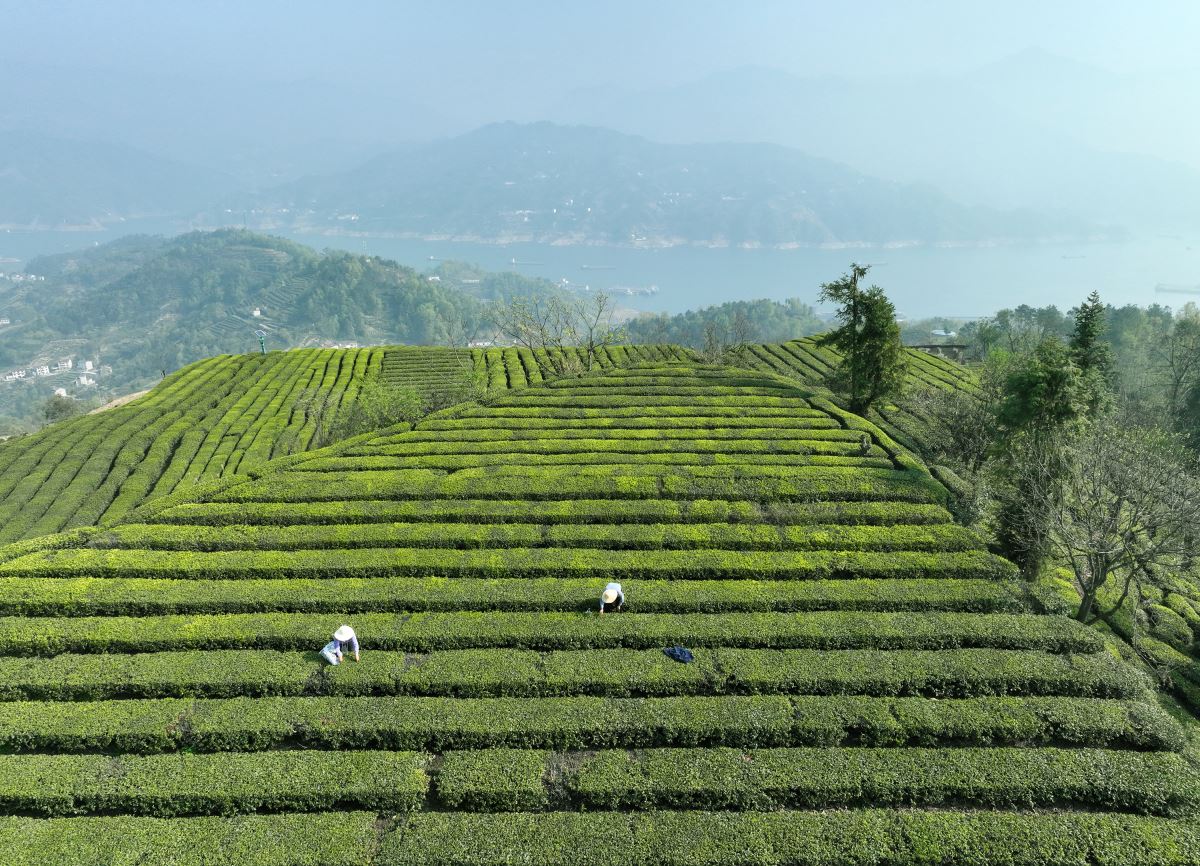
left=566, top=746, right=1197, bottom=815
left=0, top=750, right=427, bottom=816
left=0, top=811, right=379, bottom=866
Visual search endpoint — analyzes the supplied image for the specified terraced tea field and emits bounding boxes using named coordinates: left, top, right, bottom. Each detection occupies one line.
left=0, top=348, right=382, bottom=545
left=732, top=337, right=978, bottom=449
left=0, top=362, right=1196, bottom=864
left=0, top=344, right=689, bottom=545
left=381, top=343, right=695, bottom=395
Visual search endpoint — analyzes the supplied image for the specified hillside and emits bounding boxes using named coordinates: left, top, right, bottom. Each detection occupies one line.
left=730, top=336, right=979, bottom=451
left=0, top=230, right=557, bottom=429
left=0, top=342, right=690, bottom=544
left=233, top=122, right=1097, bottom=247
left=0, top=362, right=1195, bottom=863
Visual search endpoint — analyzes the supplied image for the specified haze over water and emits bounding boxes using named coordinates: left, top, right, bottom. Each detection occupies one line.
left=4, top=223, right=1195, bottom=319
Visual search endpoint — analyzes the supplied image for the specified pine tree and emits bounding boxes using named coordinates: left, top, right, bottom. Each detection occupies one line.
left=819, top=264, right=907, bottom=414
left=1068, top=290, right=1115, bottom=415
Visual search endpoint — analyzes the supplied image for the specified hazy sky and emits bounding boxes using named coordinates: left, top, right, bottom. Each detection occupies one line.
left=6, top=1, right=1198, bottom=97
left=5, top=0, right=1199, bottom=219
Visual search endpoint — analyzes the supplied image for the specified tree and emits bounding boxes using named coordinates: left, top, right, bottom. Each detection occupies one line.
left=573, top=292, right=626, bottom=372
left=313, top=379, right=424, bottom=446
left=1007, top=416, right=1200, bottom=623
left=1153, top=306, right=1200, bottom=425
left=818, top=264, right=906, bottom=414
left=1068, top=290, right=1115, bottom=415
left=904, top=355, right=1011, bottom=474
left=41, top=395, right=81, bottom=425
left=491, top=291, right=624, bottom=376
left=996, top=337, right=1084, bottom=433
left=991, top=337, right=1086, bottom=575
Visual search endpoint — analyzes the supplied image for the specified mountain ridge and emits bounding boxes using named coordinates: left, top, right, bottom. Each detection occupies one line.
left=229, top=121, right=1106, bottom=248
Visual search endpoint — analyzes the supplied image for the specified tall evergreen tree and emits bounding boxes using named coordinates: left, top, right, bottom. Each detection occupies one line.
left=992, top=337, right=1085, bottom=575
left=819, top=264, right=907, bottom=414
left=1069, top=290, right=1115, bottom=415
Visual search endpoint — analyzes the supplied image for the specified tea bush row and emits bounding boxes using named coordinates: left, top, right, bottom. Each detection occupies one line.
left=0, top=546, right=1014, bottom=581
left=148, top=498, right=954, bottom=528
left=0, top=610, right=1099, bottom=656
left=0, top=694, right=1177, bottom=754
left=0, top=647, right=1142, bottom=702
left=0, top=575, right=1016, bottom=617
left=92, top=521, right=983, bottom=554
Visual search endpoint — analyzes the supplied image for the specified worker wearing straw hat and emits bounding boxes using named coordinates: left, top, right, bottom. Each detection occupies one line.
left=320, top=625, right=360, bottom=665
left=599, top=582, right=624, bottom=615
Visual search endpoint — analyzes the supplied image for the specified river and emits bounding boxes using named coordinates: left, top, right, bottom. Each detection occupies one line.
left=3, top=221, right=1197, bottom=318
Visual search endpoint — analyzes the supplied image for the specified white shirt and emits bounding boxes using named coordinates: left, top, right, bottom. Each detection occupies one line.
left=600, top=581, right=624, bottom=611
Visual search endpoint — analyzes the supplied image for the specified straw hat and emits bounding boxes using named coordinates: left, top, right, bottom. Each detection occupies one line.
left=602, top=587, right=620, bottom=604
left=333, top=625, right=356, bottom=641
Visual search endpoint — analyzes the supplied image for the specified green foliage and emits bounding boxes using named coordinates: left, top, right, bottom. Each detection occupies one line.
left=383, top=810, right=1200, bottom=866
left=438, top=749, right=550, bottom=811
left=0, top=647, right=1143, bottom=702
left=0, top=358, right=1188, bottom=858
left=997, top=336, right=1084, bottom=433
left=624, top=298, right=823, bottom=347
left=0, top=545, right=1016, bottom=582
left=201, top=465, right=947, bottom=506
left=315, top=378, right=423, bottom=445
left=39, top=395, right=82, bottom=425
left=0, top=694, right=1178, bottom=755
left=819, top=264, right=907, bottom=414
left=149, top=497, right=953, bottom=527
left=1070, top=290, right=1117, bottom=415
left=0, top=610, right=1099, bottom=656
left=91, top=520, right=983, bottom=554
left=0, top=575, right=1021, bottom=617
left=0, top=811, right=379, bottom=866
left=567, top=746, right=1196, bottom=814
left=0, top=750, right=427, bottom=816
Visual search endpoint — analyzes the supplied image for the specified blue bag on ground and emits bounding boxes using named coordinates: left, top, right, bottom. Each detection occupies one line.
left=663, top=646, right=694, bottom=663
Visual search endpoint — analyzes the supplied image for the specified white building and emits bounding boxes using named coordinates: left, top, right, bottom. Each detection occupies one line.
left=53, top=387, right=67, bottom=397
left=0, top=318, right=10, bottom=325
left=83, top=360, right=94, bottom=372
left=77, top=375, right=95, bottom=386
left=252, top=308, right=262, bottom=317
left=54, top=359, right=73, bottom=372
left=35, top=366, right=50, bottom=377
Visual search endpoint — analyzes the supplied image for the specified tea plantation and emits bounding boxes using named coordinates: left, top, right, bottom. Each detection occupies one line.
left=0, top=344, right=686, bottom=545
left=731, top=337, right=978, bottom=450
left=0, top=361, right=1198, bottom=864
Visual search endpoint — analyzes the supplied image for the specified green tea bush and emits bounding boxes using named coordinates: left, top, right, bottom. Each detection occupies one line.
left=148, top=498, right=953, bottom=527
left=0, top=575, right=1020, bottom=617
left=438, top=749, right=550, bottom=811
left=91, top=521, right=984, bottom=554
left=0, top=647, right=1141, bottom=702
left=566, top=746, right=1198, bottom=815
left=382, top=809, right=1200, bottom=866
left=0, top=811, right=379, bottom=866
left=0, top=610, right=1099, bottom=656
left=0, top=694, right=1176, bottom=754
left=0, top=750, right=427, bottom=816
left=0, top=546, right=1014, bottom=581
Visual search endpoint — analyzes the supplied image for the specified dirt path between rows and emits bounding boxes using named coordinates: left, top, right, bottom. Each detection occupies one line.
left=88, top=389, right=150, bottom=414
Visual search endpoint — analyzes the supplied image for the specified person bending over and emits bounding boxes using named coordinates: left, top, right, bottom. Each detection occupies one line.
left=320, top=625, right=360, bottom=665
left=599, top=582, right=624, bottom=615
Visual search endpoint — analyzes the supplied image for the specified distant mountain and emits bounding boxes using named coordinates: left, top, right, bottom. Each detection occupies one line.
left=546, top=58, right=1200, bottom=230
left=0, top=133, right=235, bottom=226
left=232, top=122, right=1102, bottom=247
left=0, top=230, right=548, bottom=427
left=0, top=61, right=461, bottom=186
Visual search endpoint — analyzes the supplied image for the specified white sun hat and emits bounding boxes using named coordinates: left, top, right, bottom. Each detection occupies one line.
left=333, top=625, right=356, bottom=641
left=602, top=587, right=620, bottom=604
